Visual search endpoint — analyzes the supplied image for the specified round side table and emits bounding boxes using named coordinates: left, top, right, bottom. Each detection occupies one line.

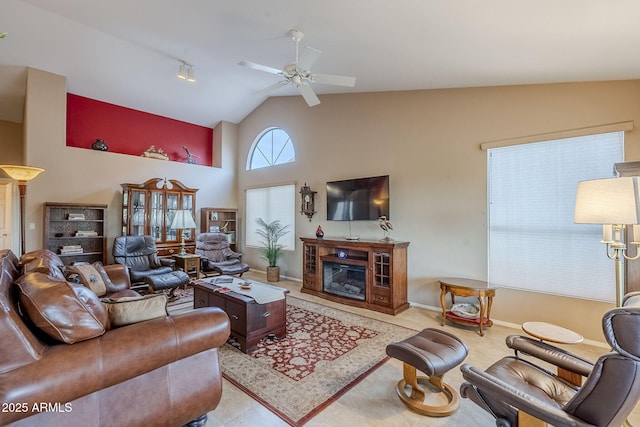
left=521, top=321, right=584, bottom=386
left=521, top=321, right=583, bottom=344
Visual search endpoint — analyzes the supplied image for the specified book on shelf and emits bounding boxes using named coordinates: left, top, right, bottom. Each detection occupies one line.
left=60, top=244, right=83, bottom=255
left=75, top=231, right=98, bottom=237
left=67, top=213, right=85, bottom=221
left=226, top=232, right=236, bottom=244
left=62, top=245, right=82, bottom=249
left=60, top=248, right=84, bottom=255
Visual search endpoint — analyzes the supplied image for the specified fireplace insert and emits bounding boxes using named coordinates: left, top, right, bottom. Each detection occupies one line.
left=322, top=261, right=366, bottom=301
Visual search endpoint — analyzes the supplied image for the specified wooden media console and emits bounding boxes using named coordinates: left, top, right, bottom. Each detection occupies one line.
left=300, top=237, right=410, bottom=315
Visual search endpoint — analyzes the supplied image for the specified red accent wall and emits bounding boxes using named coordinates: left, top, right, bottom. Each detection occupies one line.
left=66, top=93, right=213, bottom=166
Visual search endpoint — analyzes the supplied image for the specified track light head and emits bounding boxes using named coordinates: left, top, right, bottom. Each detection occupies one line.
left=177, top=61, right=195, bottom=82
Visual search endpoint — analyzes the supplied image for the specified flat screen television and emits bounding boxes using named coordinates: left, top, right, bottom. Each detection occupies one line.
left=326, top=175, right=389, bottom=221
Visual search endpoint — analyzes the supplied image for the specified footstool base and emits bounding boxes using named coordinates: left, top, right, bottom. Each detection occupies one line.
left=386, top=328, right=468, bottom=417
left=396, top=363, right=459, bottom=416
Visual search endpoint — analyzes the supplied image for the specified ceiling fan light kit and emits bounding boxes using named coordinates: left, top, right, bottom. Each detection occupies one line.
left=239, top=29, right=356, bottom=107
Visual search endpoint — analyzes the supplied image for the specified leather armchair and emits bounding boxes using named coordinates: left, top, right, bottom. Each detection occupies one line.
left=460, top=307, right=640, bottom=427
left=112, top=235, right=175, bottom=283
left=196, top=232, right=249, bottom=277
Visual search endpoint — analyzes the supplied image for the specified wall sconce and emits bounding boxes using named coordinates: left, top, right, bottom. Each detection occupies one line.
left=0, top=165, right=44, bottom=255
left=300, top=183, right=317, bottom=221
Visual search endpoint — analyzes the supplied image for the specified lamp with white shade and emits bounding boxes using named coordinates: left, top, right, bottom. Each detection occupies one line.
left=170, top=209, right=197, bottom=255
left=574, top=176, right=640, bottom=306
left=0, top=165, right=44, bottom=255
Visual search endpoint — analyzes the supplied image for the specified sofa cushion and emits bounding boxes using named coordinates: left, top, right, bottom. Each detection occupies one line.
left=22, top=255, right=66, bottom=281
left=101, top=294, right=168, bottom=328
left=65, top=263, right=108, bottom=296
left=16, top=272, right=108, bottom=343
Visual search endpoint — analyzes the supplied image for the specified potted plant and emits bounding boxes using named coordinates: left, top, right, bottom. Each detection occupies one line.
left=255, top=218, right=290, bottom=282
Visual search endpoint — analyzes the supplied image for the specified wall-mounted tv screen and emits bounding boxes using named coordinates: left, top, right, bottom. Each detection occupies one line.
left=326, top=175, right=389, bottom=221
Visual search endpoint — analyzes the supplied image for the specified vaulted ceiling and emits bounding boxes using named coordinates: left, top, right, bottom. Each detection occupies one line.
left=2, top=0, right=640, bottom=127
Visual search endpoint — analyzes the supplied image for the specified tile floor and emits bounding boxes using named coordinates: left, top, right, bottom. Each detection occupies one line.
left=203, top=271, right=639, bottom=426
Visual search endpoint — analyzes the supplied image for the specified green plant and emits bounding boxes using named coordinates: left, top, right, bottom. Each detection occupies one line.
left=255, top=218, right=291, bottom=267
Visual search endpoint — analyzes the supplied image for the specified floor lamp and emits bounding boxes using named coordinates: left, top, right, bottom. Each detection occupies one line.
left=0, top=165, right=44, bottom=255
left=170, top=209, right=197, bottom=255
left=574, top=176, right=640, bottom=307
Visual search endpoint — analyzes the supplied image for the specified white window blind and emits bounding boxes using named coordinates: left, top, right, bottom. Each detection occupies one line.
left=245, top=184, right=296, bottom=250
left=488, top=132, right=624, bottom=302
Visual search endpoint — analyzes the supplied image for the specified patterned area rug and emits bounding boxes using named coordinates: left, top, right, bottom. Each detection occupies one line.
left=220, top=296, right=416, bottom=426
left=167, top=288, right=417, bottom=425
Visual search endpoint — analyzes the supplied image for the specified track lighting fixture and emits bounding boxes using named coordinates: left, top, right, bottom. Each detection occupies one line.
left=177, top=61, right=195, bottom=82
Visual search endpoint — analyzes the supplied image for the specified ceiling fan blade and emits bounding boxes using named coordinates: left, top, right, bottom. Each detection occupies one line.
left=239, top=60, right=282, bottom=76
left=298, top=83, right=320, bottom=107
left=297, top=46, right=322, bottom=71
left=255, top=80, right=289, bottom=98
left=311, top=73, right=356, bottom=87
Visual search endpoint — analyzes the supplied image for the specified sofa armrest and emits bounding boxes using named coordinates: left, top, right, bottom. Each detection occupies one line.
left=0, top=307, right=230, bottom=425
left=102, top=263, right=131, bottom=290
left=506, top=335, right=594, bottom=377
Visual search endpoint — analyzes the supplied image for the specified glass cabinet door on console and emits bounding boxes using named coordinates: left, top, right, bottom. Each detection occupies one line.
left=121, top=178, right=198, bottom=256
left=150, top=190, right=164, bottom=242
left=182, top=194, right=195, bottom=241
left=122, top=190, right=146, bottom=236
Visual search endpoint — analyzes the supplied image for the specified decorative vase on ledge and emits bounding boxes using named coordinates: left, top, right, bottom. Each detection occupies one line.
left=91, top=139, right=108, bottom=151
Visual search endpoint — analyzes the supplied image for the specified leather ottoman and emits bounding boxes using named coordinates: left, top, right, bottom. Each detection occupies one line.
left=144, top=270, right=190, bottom=298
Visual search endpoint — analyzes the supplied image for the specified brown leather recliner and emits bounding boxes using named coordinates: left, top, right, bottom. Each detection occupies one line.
left=460, top=307, right=640, bottom=427
left=0, top=249, right=230, bottom=427
left=196, top=232, right=249, bottom=277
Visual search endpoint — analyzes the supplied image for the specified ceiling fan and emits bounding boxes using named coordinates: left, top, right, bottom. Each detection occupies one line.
left=239, top=30, right=356, bottom=107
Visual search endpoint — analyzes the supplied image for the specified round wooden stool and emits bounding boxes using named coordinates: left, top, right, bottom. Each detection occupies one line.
left=386, top=328, right=468, bottom=417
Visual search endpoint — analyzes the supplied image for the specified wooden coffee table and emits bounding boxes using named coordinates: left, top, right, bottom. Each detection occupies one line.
left=192, top=276, right=289, bottom=353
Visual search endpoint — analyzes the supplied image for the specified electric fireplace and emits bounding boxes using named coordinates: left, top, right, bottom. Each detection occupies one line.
left=322, top=261, right=366, bottom=301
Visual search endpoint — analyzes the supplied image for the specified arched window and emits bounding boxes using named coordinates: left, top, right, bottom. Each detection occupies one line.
left=247, top=127, right=295, bottom=170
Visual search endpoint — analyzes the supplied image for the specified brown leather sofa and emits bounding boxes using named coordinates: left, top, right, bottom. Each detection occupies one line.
left=0, top=249, right=230, bottom=427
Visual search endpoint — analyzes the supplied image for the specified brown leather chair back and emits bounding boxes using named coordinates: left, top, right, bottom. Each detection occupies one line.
left=563, top=307, right=640, bottom=426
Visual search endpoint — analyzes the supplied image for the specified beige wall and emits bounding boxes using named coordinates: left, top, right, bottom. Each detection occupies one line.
left=11, top=64, right=640, bottom=342
left=0, top=119, right=23, bottom=165
left=237, top=80, right=640, bottom=342
left=20, top=67, right=238, bottom=261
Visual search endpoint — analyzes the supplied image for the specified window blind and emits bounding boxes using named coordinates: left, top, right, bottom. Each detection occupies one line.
left=488, top=132, right=624, bottom=302
left=245, top=184, right=296, bottom=250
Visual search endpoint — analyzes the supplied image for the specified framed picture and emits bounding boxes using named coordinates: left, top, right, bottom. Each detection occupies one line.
left=209, top=211, right=218, bottom=221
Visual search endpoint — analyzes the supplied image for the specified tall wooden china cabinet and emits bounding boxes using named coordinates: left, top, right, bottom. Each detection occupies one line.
left=120, top=178, right=198, bottom=256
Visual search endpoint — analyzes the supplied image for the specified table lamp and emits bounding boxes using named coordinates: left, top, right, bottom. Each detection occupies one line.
left=574, top=176, right=640, bottom=306
left=0, top=165, right=44, bottom=255
left=170, top=209, right=196, bottom=255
